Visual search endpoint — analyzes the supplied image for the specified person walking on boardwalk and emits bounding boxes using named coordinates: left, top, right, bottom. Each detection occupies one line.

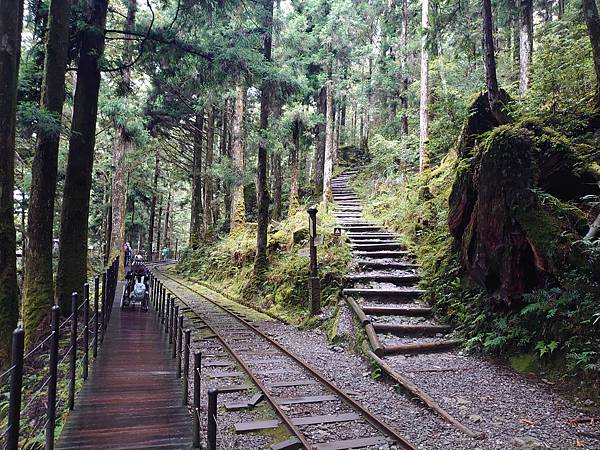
left=123, top=242, right=132, bottom=267
left=162, top=246, right=169, bottom=261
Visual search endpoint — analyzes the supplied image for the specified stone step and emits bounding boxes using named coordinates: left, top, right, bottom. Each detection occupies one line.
left=343, top=288, right=424, bottom=300
left=355, top=260, right=418, bottom=270
left=373, top=323, right=451, bottom=337
left=362, top=305, right=432, bottom=317
left=353, top=250, right=408, bottom=258
left=382, top=340, right=462, bottom=355
left=346, top=233, right=397, bottom=239
left=350, top=242, right=403, bottom=251
left=346, top=273, right=420, bottom=284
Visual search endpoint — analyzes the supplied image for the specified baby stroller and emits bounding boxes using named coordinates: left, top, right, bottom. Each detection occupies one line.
left=121, top=260, right=149, bottom=311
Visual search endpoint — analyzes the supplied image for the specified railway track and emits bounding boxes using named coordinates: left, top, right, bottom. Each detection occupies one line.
left=152, top=264, right=417, bottom=450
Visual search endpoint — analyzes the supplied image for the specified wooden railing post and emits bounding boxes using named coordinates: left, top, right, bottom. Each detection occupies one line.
left=83, top=283, right=90, bottom=380
left=93, top=275, right=99, bottom=358
left=46, top=306, right=60, bottom=450
left=6, top=328, right=24, bottom=450
left=68, top=292, right=78, bottom=410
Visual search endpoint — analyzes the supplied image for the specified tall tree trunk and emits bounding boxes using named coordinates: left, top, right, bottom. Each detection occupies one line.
left=313, top=86, right=327, bottom=198
left=519, top=0, right=533, bottom=95
left=221, top=101, right=231, bottom=231
left=23, top=0, right=71, bottom=338
left=231, top=81, right=246, bottom=230
left=482, top=0, right=509, bottom=122
left=271, top=101, right=283, bottom=221
left=0, top=0, right=23, bottom=366
left=109, top=0, right=136, bottom=277
left=419, top=0, right=430, bottom=172
left=203, top=105, right=215, bottom=238
left=558, top=0, right=564, bottom=18
left=147, top=156, right=158, bottom=260
left=584, top=0, right=600, bottom=110
left=400, top=0, right=409, bottom=135
left=156, top=199, right=162, bottom=257
left=163, top=190, right=171, bottom=251
left=189, top=112, right=203, bottom=247
left=254, top=0, right=274, bottom=277
left=322, top=67, right=335, bottom=208
left=288, top=118, right=301, bottom=216
left=55, top=0, right=108, bottom=313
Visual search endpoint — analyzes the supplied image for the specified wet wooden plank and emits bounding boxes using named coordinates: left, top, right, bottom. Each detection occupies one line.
left=234, top=420, right=280, bottom=433
left=271, top=437, right=303, bottom=450
left=277, top=395, right=337, bottom=405
left=315, top=437, right=386, bottom=449
left=291, top=413, right=360, bottom=426
left=267, top=380, right=318, bottom=388
left=56, top=283, right=193, bottom=449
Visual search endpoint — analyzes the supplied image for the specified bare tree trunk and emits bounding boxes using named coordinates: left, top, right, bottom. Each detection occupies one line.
left=23, top=0, right=71, bottom=338
left=322, top=68, right=335, bottom=208
left=109, top=0, right=136, bottom=277
left=163, top=190, right=171, bottom=251
left=0, top=0, right=23, bottom=365
left=419, top=0, right=430, bottom=172
left=584, top=0, right=600, bottom=110
left=147, top=156, right=158, bottom=260
left=156, top=199, right=162, bottom=258
left=231, top=81, right=246, bottom=230
left=313, top=86, right=327, bottom=197
left=221, top=101, right=231, bottom=231
left=189, top=112, right=203, bottom=247
left=203, top=105, right=215, bottom=238
left=288, top=118, right=301, bottom=216
left=255, top=0, right=274, bottom=277
left=400, top=0, right=409, bottom=135
left=482, top=0, right=509, bottom=123
left=558, top=0, right=564, bottom=18
left=519, top=0, right=533, bottom=95
left=55, top=0, right=108, bottom=313
left=272, top=153, right=282, bottom=220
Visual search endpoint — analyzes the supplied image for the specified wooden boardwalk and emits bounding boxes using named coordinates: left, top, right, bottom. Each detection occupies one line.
left=57, top=282, right=193, bottom=449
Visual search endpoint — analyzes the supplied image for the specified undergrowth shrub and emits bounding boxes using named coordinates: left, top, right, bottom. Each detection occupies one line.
left=352, top=150, right=600, bottom=379
left=176, top=209, right=350, bottom=325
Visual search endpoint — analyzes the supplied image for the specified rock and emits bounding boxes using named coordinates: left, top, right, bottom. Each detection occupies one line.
left=511, top=436, right=548, bottom=449
left=469, top=414, right=482, bottom=423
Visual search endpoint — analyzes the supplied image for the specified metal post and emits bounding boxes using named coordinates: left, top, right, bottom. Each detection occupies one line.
left=83, top=283, right=89, bottom=380
left=169, top=300, right=175, bottom=344
left=172, top=306, right=179, bottom=358
left=46, top=306, right=60, bottom=450
left=207, top=388, right=218, bottom=450
left=307, top=207, right=321, bottom=315
left=68, top=292, right=78, bottom=410
left=183, top=330, right=191, bottom=405
left=176, top=315, right=183, bottom=376
left=6, top=328, right=24, bottom=450
left=101, top=271, right=107, bottom=342
left=93, top=275, right=99, bottom=358
left=161, top=288, right=166, bottom=323
left=165, top=294, right=171, bottom=334
left=192, top=352, right=201, bottom=448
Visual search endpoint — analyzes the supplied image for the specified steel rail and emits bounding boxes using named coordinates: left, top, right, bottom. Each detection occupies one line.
left=152, top=263, right=416, bottom=450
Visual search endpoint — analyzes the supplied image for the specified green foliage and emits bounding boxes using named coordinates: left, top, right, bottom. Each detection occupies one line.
left=176, top=209, right=350, bottom=325
left=353, top=136, right=600, bottom=378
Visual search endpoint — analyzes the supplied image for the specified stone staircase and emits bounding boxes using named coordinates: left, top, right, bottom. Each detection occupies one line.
left=333, top=170, right=461, bottom=357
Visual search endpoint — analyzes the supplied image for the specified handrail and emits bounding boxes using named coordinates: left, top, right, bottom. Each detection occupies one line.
left=1, top=256, right=119, bottom=450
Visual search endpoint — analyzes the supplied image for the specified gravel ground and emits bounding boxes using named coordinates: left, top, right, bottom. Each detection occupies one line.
left=160, top=272, right=599, bottom=450
left=259, top=315, right=600, bottom=450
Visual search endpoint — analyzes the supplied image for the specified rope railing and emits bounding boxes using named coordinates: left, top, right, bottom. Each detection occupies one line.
left=1, top=256, right=119, bottom=450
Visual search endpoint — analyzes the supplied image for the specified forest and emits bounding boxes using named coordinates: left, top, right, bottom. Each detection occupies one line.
left=2, top=0, right=600, bottom=413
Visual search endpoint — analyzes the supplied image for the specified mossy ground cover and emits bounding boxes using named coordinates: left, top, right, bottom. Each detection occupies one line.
left=351, top=126, right=600, bottom=388
left=176, top=209, right=351, bottom=327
